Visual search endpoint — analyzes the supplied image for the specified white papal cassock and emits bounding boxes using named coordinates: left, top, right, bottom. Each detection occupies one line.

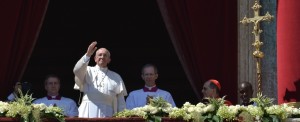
left=33, top=96, right=79, bottom=117
left=73, top=54, right=127, bottom=118
left=126, top=86, right=176, bottom=110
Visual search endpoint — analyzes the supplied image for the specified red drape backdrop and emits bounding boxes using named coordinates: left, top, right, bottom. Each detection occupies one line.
left=157, top=0, right=238, bottom=103
left=0, top=0, right=49, bottom=100
left=277, top=0, right=300, bottom=104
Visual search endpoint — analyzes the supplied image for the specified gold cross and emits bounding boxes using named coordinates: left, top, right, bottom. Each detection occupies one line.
left=240, top=0, right=274, bottom=93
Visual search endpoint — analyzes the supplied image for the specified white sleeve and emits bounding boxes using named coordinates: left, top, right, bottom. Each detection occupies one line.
left=117, top=93, right=126, bottom=112
left=67, top=100, right=79, bottom=117
left=73, top=54, right=90, bottom=91
left=166, top=93, right=176, bottom=107
left=82, top=54, right=90, bottom=63
left=125, top=93, right=134, bottom=110
left=7, top=93, right=15, bottom=101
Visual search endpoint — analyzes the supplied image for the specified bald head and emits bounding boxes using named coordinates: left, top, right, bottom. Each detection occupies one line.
left=239, top=82, right=253, bottom=105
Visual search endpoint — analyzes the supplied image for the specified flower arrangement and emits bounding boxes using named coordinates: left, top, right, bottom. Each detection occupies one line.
left=115, top=95, right=300, bottom=122
left=114, top=97, right=173, bottom=121
left=216, top=93, right=300, bottom=122
left=0, top=91, right=65, bottom=122
left=249, top=93, right=300, bottom=122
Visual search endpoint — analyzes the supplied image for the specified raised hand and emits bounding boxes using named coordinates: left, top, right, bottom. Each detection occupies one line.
left=86, top=41, right=97, bottom=57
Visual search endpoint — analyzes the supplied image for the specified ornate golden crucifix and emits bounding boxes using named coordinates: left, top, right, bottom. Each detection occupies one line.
left=240, top=0, right=274, bottom=93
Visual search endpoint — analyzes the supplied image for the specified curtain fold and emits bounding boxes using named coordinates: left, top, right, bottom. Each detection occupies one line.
left=0, top=0, right=49, bottom=100
left=157, top=0, right=237, bottom=103
left=277, top=0, right=300, bottom=104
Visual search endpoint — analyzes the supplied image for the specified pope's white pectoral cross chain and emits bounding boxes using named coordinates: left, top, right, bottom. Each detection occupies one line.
left=96, top=70, right=108, bottom=88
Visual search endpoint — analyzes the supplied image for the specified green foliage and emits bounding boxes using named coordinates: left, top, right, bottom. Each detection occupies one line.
left=149, top=97, right=170, bottom=108
left=14, top=89, right=35, bottom=105
left=251, top=92, right=274, bottom=108
left=0, top=90, right=65, bottom=122
left=201, top=97, right=227, bottom=122
left=203, top=112, right=220, bottom=122
left=115, top=97, right=173, bottom=122
left=207, top=96, right=226, bottom=112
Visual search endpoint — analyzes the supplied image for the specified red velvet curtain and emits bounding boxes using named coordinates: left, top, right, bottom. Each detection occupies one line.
left=0, top=0, right=49, bottom=100
left=277, top=0, right=300, bottom=104
left=157, top=0, right=238, bottom=103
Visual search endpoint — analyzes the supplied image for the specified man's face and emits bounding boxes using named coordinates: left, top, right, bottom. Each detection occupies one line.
left=202, top=81, right=216, bottom=98
left=94, top=48, right=111, bottom=67
left=141, top=66, right=158, bottom=86
left=239, top=83, right=253, bottom=104
left=45, top=77, right=60, bottom=95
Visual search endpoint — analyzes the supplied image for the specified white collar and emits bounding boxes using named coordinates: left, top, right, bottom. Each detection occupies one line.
left=145, top=85, right=156, bottom=90
left=95, top=65, right=108, bottom=71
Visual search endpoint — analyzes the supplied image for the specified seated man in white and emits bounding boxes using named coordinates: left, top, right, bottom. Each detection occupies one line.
left=33, top=74, right=78, bottom=117
left=126, top=64, right=176, bottom=109
left=7, top=81, right=22, bottom=101
left=7, top=81, right=32, bottom=102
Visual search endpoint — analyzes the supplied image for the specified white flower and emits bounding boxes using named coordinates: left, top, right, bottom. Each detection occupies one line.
left=164, top=102, right=172, bottom=108
left=130, top=108, right=147, bottom=118
left=169, top=107, right=192, bottom=121
left=203, top=104, right=215, bottom=113
left=0, top=101, right=9, bottom=113
left=246, top=105, right=264, bottom=119
left=141, top=105, right=158, bottom=114
left=162, top=106, right=173, bottom=113
left=195, top=102, right=206, bottom=108
left=183, top=102, right=192, bottom=107
left=32, top=103, right=47, bottom=111
left=217, top=105, right=241, bottom=120
left=187, top=106, right=196, bottom=113
left=291, top=108, right=300, bottom=115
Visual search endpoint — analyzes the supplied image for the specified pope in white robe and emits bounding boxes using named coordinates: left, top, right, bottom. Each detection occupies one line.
left=73, top=42, right=127, bottom=118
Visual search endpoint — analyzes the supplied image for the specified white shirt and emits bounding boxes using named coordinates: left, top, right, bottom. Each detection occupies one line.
left=126, top=88, right=176, bottom=110
left=73, top=54, right=127, bottom=118
left=33, top=96, right=79, bottom=117
left=7, top=93, right=17, bottom=101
